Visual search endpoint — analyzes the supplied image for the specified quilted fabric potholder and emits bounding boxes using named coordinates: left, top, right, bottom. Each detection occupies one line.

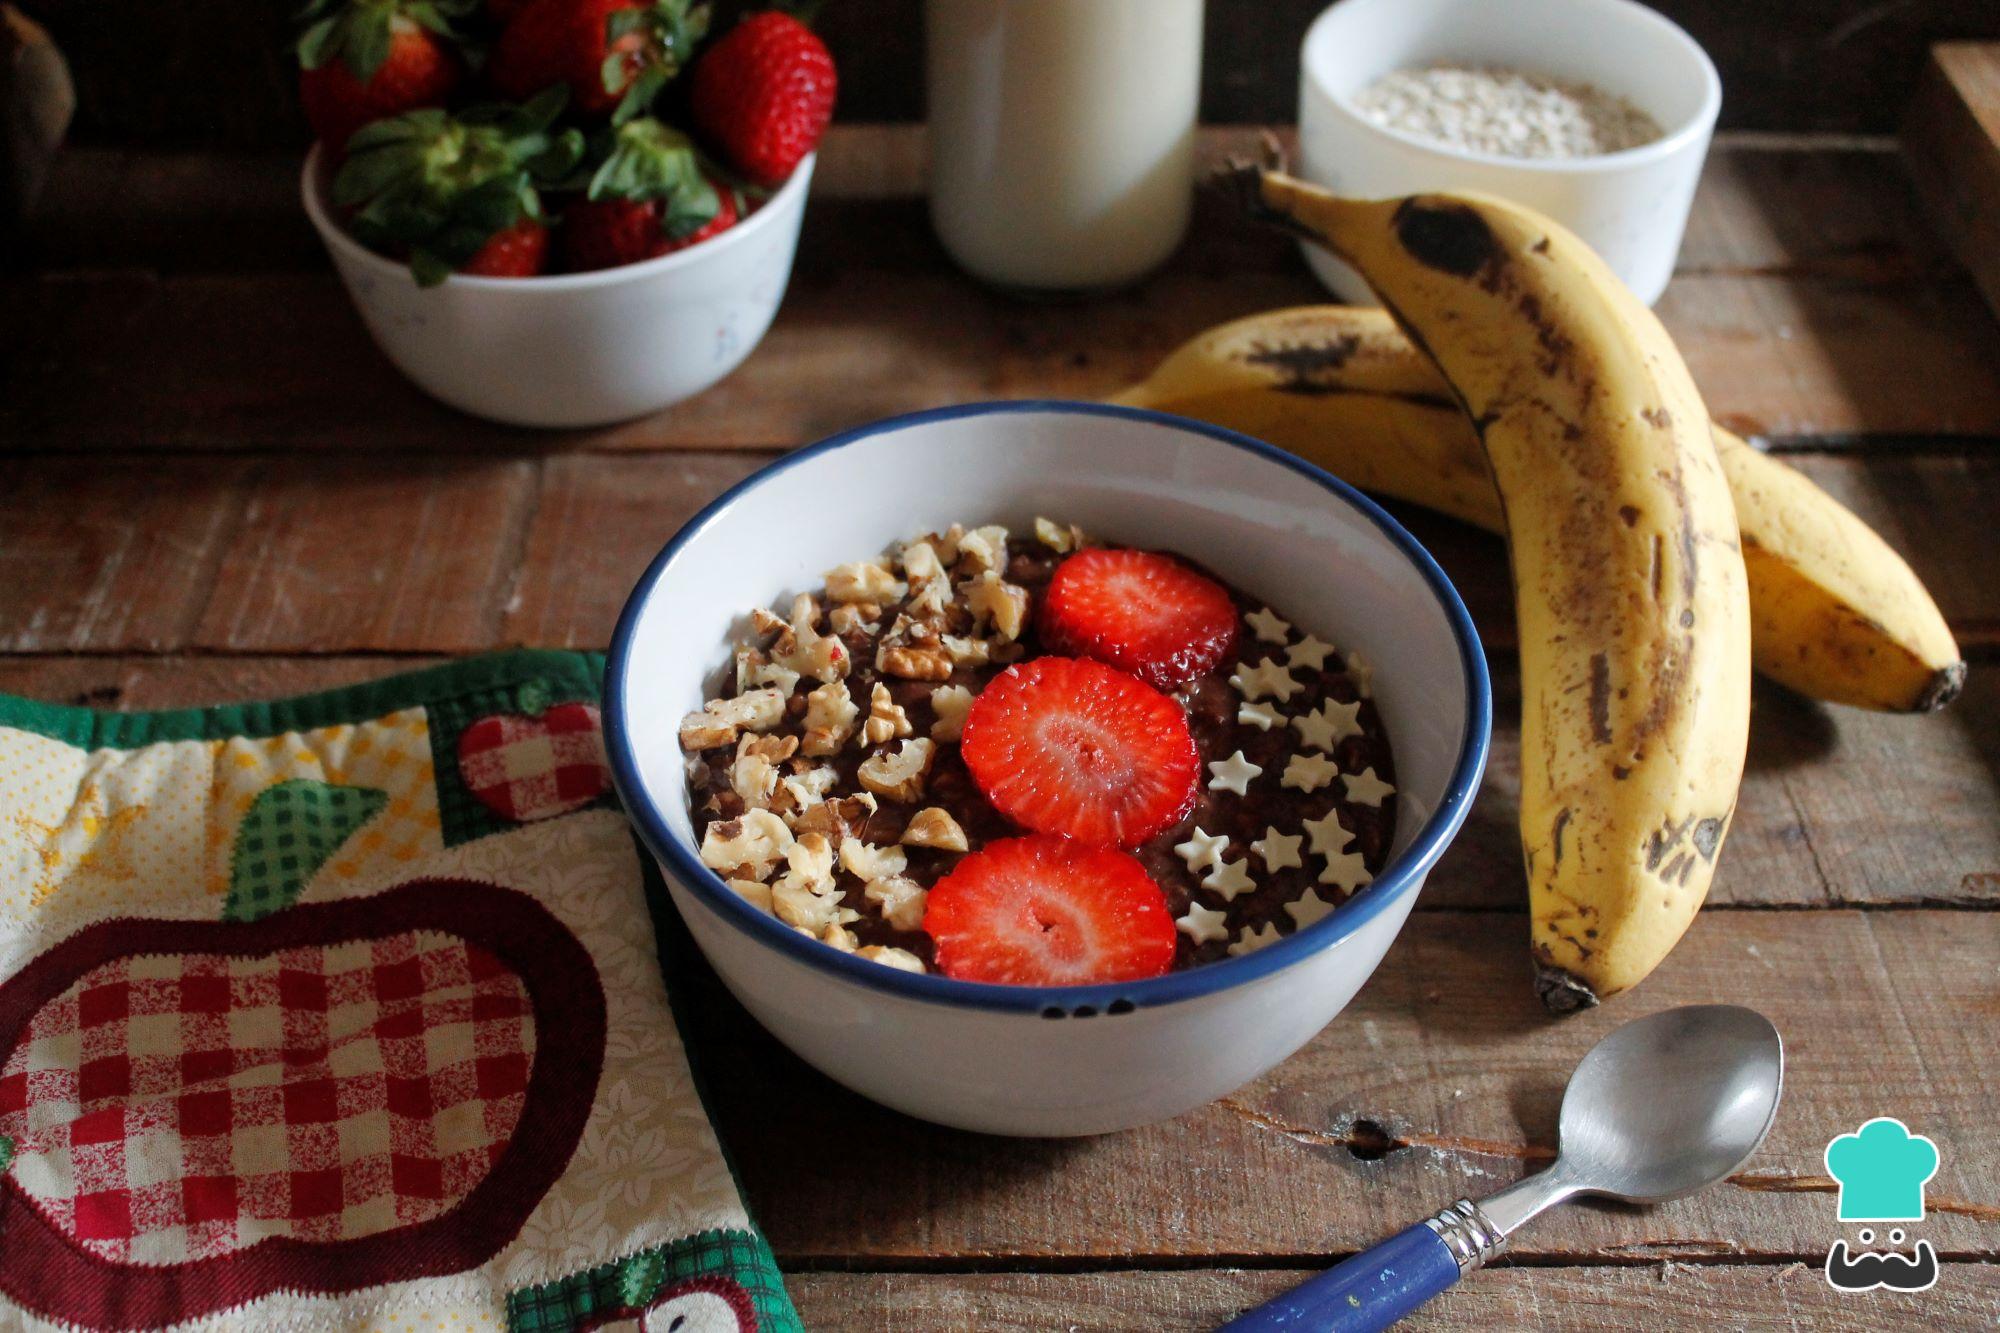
left=0, top=651, right=796, bottom=1332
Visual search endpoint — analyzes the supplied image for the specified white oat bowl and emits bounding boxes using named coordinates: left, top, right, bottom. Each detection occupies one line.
left=1298, top=0, right=1721, bottom=305
left=604, top=402, right=1491, bottom=1136
left=301, top=146, right=814, bottom=429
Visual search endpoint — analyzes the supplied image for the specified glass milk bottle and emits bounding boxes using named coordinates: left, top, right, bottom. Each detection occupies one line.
left=926, top=0, right=1205, bottom=294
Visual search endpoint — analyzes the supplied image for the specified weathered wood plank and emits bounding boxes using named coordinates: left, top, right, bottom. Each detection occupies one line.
left=11, top=264, right=2000, bottom=452
left=677, top=909, right=2000, bottom=1263
left=190, top=456, right=539, bottom=651
left=787, top=1265, right=2000, bottom=1331
left=500, top=453, right=772, bottom=646
left=0, top=455, right=249, bottom=651
left=0, top=655, right=445, bottom=709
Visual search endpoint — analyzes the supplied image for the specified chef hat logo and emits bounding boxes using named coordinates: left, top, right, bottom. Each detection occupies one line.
left=1824, top=1118, right=1939, bottom=1222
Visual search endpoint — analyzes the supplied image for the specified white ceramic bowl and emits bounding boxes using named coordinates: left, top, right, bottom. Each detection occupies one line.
left=605, top=402, right=1491, bottom=1136
left=1297, top=0, right=1720, bottom=306
left=300, top=146, right=814, bottom=428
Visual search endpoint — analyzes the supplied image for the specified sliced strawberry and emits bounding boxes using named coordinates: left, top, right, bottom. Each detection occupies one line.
left=1040, top=548, right=1241, bottom=690
left=961, top=656, right=1199, bottom=847
left=924, top=834, right=1176, bottom=985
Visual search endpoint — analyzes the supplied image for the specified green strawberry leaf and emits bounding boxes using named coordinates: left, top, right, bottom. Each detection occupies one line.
left=296, top=16, right=341, bottom=69
left=344, top=2, right=398, bottom=84
left=611, top=64, right=669, bottom=126
left=410, top=247, right=454, bottom=287
left=660, top=173, right=720, bottom=239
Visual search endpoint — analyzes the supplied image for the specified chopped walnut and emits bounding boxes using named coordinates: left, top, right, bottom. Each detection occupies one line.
left=864, top=875, right=929, bottom=932
left=966, top=571, right=1029, bottom=641
left=729, top=747, right=779, bottom=810
left=900, top=540, right=942, bottom=583
left=826, top=561, right=907, bottom=605
left=858, top=738, right=937, bottom=803
left=678, top=686, right=788, bottom=752
left=828, top=602, right=881, bottom=636
left=801, top=681, right=859, bottom=756
left=901, top=806, right=969, bottom=852
left=878, top=615, right=955, bottom=681
left=768, top=594, right=848, bottom=683
left=857, top=944, right=926, bottom=973
left=728, top=879, right=774, bottom=913
left=861, top=682, right=913, bottom=746
left=699, top=809, right=793, bottom=880
left=955, top=525, right=1008, bottom=574
left=1033, top=515, right=1086, bottom=553
left=906, top=575, right=954, bottom=625
left=774, top=765, right=837, bottom=819
left=820, top=921, right=859, bottom=953
left=790, top=792, right=877, bottom=843
left=770, top=832, right=840, bottom=930
left=929, top=524, right=965, bottom=563
left=734, top=647, right=804, bottom=700
left=929, top=684, right=975, bottom=742
left=941, top=635, right=991, bottom=668
left=739, top=732, right=798, bottom=763
left=840, top=838, right=908, bottom=882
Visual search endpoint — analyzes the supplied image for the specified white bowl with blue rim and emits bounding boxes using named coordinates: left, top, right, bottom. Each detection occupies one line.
left=605, top=402, right=1490, bottom=1136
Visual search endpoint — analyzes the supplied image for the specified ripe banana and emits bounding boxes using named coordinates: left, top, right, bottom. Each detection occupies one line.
left=1114, top=305, right=1965, bottom=713
left=1233, top=166, right=1752, bottom=1010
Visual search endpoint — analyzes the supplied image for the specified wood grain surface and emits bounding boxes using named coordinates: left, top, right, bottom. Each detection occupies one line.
left=6, top=124, right=1999, bottom=1327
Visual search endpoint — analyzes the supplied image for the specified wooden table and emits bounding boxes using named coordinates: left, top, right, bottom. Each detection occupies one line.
left=5, top=126, right=1999, bottom=1329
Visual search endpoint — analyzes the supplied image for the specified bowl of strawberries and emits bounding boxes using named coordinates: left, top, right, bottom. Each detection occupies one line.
left=295, top=0, right=835, bottom=427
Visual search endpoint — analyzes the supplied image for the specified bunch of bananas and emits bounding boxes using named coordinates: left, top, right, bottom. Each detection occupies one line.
left=1122, top=166, right=1963, bottom=1011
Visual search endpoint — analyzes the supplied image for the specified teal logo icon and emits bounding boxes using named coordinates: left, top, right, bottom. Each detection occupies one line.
left=1822, top=1118, right=1941, bottom=1295
left=1825, top=1117, right=1939, bottom=1222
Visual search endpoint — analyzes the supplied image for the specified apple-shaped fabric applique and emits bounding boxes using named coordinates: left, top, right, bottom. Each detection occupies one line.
left=580, top=1274, right=757, bottom=1332
left=457, top=703, right=612, bottom=823
left=0, top=880, right=605, bottom=1328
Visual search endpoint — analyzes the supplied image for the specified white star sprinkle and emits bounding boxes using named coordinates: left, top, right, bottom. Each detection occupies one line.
left=1343, top=767, right=1396, bottom=807
left=1245, top=606, right=1292, bottom=644
left=1287, top=635, right=1334, bottom=672
left=1176, top=900, right=1230, bottom=945
left=1286, top=889, right=1339, bottom=929
left=1230, top=659, right=1302, bottom=703
left=1237, top=702, right=1283, bottom=732
left=1227, top=922, right=1284, bottom=957
left=1208, top=750, right=1263, bottom=796
left=1294, top=698, right=1364, bottom=753
left=1302, top=809, right=1354, bottom=856
left=1345, top=650, right=1374, bottom=696
left=1251, top=826, right=1303, bottom=873
left=1318, top=850, right=1373, bottom=893
left=1174, top=826, right=1230, bottom=874
left=1203, top=857, right=1257, bottom=900
left=1281, top=753, right=1341, bottom=793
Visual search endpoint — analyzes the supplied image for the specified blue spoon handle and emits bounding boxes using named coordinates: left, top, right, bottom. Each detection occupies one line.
left=1218, top=1223, right=1463, bottom=1333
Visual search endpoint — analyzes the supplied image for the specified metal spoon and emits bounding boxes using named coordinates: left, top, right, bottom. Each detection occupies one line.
left=1220, top=1004, right=1784, bottom=1332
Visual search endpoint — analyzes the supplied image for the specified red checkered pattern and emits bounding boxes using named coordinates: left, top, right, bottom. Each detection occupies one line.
left=0, top=931, right=536, bottom=1264
left=457, top=703, right=610, bottom=824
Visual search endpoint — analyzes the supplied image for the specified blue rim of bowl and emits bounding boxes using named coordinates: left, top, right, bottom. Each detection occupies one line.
left=605, top=400, right=1493, bottom=1013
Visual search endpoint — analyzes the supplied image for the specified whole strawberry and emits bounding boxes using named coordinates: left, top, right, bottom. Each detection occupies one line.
left=689, top=10, right=835, bottom=187
left=561, top=117, right=739, bottom=270
left=490, top=0, right=709, bottom=121
left=296, top=0, right=467, bottom=153
left=334, top=89, right=585, bottom=284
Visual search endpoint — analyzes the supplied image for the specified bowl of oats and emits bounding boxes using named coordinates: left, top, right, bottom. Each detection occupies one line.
left=603, top=401, right=1490, bottom=1135
left=1298, top=0, right=1721, bottom=305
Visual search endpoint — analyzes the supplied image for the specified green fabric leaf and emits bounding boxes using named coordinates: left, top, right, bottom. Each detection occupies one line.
left=224, top=780, right=389, bottom=923
left=0, top=1134, right=13, bottom=1175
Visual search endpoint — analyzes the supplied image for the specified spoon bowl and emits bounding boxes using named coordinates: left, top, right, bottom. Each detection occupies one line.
left=1559, top=1003, right=1785, bottom=1204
